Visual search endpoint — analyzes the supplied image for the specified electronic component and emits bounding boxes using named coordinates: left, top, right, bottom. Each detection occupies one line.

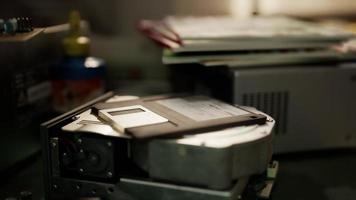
left=41, top=93, right=275, bottom=199
left=0, top=21, right=65, bottom=177
left=168, top=63, right=356, bottom=153
left=0, top=17, right=33, bottom=35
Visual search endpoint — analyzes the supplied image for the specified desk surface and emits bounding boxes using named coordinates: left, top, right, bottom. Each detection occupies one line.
left=1, top=150, right=356, bottom=200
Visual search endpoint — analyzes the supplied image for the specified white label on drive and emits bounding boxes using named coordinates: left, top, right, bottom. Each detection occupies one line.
left=157, top=96, right=249, bottom=121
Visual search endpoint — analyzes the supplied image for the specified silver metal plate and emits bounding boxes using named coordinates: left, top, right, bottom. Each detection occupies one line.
left=98, top=105, right=168, bottom=133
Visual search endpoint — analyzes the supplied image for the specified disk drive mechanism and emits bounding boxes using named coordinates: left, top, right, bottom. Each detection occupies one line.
left=41, top=93, right=275, bottom=200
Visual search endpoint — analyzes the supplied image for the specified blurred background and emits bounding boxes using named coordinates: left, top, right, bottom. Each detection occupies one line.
left=3, top=0, right=356, bottom=93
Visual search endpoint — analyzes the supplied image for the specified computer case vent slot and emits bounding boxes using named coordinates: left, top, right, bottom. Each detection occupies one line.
left=242, top=91, right=289, bottom=135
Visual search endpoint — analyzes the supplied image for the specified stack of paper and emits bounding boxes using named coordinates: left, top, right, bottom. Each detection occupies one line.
left=139, top=16, right=356, bottom=68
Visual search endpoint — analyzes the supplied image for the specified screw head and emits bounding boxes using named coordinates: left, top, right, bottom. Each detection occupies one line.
left=107, top=141, right=112, bottom=147
left=79, top=168, right=84, bottom=173
left=267, top=118, right=274, bottom=122
left=77, top=138, right=82, bottom=144
left=107, top=171, right=113, bottom=177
